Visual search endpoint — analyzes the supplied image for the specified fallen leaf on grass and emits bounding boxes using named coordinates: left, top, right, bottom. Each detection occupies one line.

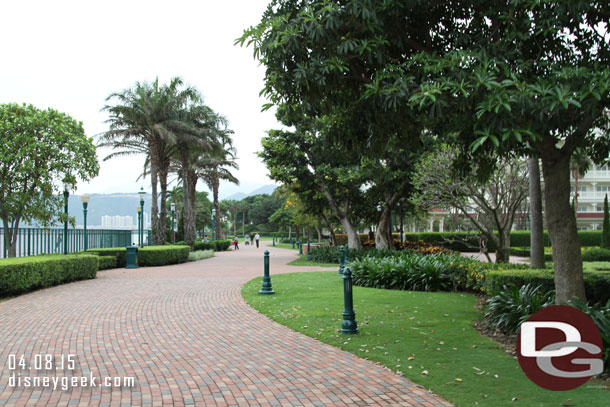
left=455, top=378, right=463, bottom=382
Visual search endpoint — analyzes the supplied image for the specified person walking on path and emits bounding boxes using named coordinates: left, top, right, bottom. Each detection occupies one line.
left=233, top=236, right=240, bottom=250
left=255, top=232, right=260, bottom=248
left=250, top=232, right=254, bottom=245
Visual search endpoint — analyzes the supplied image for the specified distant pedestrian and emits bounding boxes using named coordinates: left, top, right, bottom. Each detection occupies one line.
left=250, top=233, right=254, bottom=245
left=368, top=230, right=374, bottom=241
left=255, top=233, right=260, bottom=248
left=233, top=236, right=239, bottom=250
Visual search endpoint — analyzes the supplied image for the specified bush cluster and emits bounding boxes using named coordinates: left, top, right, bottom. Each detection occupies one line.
left=485, top=269, right=610, bottom=305
left=307, top=242, right=453, bottom=264
left=192, top=240, right=232, bottom=252
left=87, top=248, right=127, bottom=267
left=187, top=250, right=214, bottom=262
left=0, top=255, right=98, bottom=297
left=582, top=247, right=610, bottom=262
left=97, top=255, right=117, bottom=270
left=348, top=252, right=521, bottom=293
left=484, top=284, right=555, bottom=334
left=138, top=246, right=190, bottom=267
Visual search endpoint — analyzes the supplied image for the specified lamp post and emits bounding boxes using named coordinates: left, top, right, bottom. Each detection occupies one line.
left=212, top=208, right=216, bottom=240
left=136, top=205, right=142, bottom=247
left=63, top=184, right=69, bottom=255
left=80, top=194, right=90, bottom=251
left=171, top=202, right=176, bottom=244
left=138, top=187, right=145, bottom=247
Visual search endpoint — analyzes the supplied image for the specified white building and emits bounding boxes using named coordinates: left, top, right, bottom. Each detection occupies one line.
left=101, top=215, right=134, bottom=228
left=571, top=164, right=610, bottom=230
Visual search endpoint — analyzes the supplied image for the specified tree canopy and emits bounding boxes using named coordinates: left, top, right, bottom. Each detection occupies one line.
left=0, top=103, right=99, bottom=257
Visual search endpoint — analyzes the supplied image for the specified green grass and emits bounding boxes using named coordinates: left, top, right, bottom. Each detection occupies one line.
left=287, top=255, right=338, bottom=268
left=271, top=243, right=298, bottom=250
left=242, top=272, right=608, bottom=407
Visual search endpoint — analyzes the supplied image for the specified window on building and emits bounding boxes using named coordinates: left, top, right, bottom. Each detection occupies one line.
left=577, top=186, right=588, bottom=192
left=596, top=165, right=609, bottom=171
left=578, top=206, right=589, bottom=212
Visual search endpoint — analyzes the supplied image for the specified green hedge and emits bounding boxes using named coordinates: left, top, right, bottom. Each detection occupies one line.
left=139, top=245, right=190, bottom=267
left=486, top=269, right=610, bottom=305
left=582, top=247, right=610, bottom=262
left=509, top=247, right=553, bottom=261
left=403, top=231, right=601, bottom=250
left=97, top=255, right=117, bottom=270
left=192, top=240, right=232, bottom=252
left=0, top=255, right=98, bottom=297
left=86, top=248, right=127, bottom=267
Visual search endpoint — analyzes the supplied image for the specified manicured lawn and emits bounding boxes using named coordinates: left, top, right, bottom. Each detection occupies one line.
left=288, top=255, right=337, bottom=268
left=242, top=272, right=608, bottom=407
left=271, top=243, right=298, bottom=250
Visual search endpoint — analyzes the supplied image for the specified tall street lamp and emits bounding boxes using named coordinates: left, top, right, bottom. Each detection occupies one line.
left=139, top=187, right=146, bottom=247
left=171, top=202, right=176, bottom=244
left=137, top=205, right=142, bottom=247
left=81, top=194, right=90, bottom=251
left=63, top=183, right=69, bottom=255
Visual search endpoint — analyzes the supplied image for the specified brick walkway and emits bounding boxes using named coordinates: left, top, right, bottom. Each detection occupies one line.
left=0, top=242, right=451, bottom=406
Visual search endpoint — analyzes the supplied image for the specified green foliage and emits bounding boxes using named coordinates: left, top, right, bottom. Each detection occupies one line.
left=138, top=245, right=190, bottom=267
left=0, top=255, right=98, bottom=296
left=187, top=250, right=214, bottom=262
left=582, top=248, right=610, bottom=262
left=566, top=299, right=610, bottom=374
left=86, top=248, right=127, bottom=267
left=486, top=269, right=610, bottom=305
left=602, top=194, right=610, bottom=249
left=0, top=103, right=99, bottom=256
left=509, top=247, right=553, bottom=261
left=192, top=240, right=232, bottom=252
left=97, top=255, right=117, bottom=270
left=484, top=284, right=555, bottom=334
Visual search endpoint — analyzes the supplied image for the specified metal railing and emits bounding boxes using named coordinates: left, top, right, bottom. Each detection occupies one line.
left=1, top=228, right=149, bottom=258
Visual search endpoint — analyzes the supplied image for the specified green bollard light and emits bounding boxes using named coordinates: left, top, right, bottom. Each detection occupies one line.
left=291, top=238, right=295, bottom=249
left=306, top=240, right=311, bottom=260
left=259, top=250, right=275, bottom=295
left=345, top=245, right=350, bottom=264
left=338, top=245, right=345, bottom=275
left=341, top=267, right=358, bottom=334
left=298, top=240, right=303, bottom=255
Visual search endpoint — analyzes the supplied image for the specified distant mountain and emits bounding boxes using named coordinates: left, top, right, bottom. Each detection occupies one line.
left=224, top=192, right=247, bottom=201
left=223, top=185, right=277, bottom=201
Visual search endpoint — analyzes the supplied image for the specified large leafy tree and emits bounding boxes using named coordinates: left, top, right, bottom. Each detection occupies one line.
left=242, top=0, right=610, bottom=303
left=0, top=104, right=99, bottom=257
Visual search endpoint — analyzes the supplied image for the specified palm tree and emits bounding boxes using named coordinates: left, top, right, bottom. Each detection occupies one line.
left=196, top=131, right=239, bottom=240
left=100, top=77, right=200, bottom=244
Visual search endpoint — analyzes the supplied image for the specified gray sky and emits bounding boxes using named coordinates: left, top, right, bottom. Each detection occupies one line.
left=0, top=0, right=279, bottom=198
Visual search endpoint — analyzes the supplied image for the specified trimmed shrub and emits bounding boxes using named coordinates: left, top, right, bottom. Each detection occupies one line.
left=509, top=247, right=553, bottom=261
left=138, top=245, right=190, bottom=267
left=97, top=255, right=117, bottom=270
left=192, top=240, right=232, bottom=252
left=484, top=284, right=555, bottom=334
left=582, top=247, right=610, bottom=262
left=188, top=250, right=214, bottom=262
left=0, top=255, right=98, bottom=296
left=578, top=231, right=603, bottom=247
left=87, top=248, right=127, bottom=267
left=486, top=269, right=610, bottom=304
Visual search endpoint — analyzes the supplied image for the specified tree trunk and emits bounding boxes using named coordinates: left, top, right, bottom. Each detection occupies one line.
left=339, top=216, right=361, bottom=249
left=496, top=228, right=511, bottom=263
left=158, top=162, right=169, bottom=245
left=1, top=217, right=18, bottom=258
left=540, top=144, right=586, bottom=303
left=528, top=156, right=545, bottom=268
left=212, top=175, right=221, bottom=240
left=315, top=224, right=322, bottom=242
left=375, top=205, right=394, bottom=250
left=180, top=155, right=196, bottom=246
left=149, top=147, right=161, bottom=246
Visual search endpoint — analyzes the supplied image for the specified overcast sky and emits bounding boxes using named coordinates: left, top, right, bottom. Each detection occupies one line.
left=0, top=0, right=279, bottom=198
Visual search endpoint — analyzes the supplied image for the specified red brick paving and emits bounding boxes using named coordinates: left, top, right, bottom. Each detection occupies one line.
left=0, top=242, right=452, bottom=406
